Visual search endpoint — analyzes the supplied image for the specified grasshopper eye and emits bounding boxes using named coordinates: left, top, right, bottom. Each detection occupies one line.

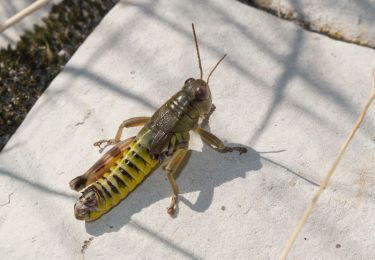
left=184, top=78, right=194, bottom=85
left=196, top=85, right=209, bottom=100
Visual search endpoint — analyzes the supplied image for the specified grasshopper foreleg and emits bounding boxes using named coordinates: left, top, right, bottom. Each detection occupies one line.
left=196, top=127, right=247, bottom=154
left=94, top=116, right=150, bottom=148
left=200, top=104, right=216, bottom=127
left=163, top=148, right=191, bottom=215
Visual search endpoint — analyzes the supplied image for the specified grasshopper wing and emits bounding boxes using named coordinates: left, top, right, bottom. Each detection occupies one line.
left=69, top=137, right=135, bottom=191
left=149, top=130, right=173, bottom=155
left=148, top=105, right=180, bottom=155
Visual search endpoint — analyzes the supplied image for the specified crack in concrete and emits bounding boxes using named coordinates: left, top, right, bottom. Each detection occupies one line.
left=237, top=0, right=375, bottom=49
left=80, top=237, right=94, bottom=258
left=75, top=110, right=92, bottom=127
left=261, top=156, right=320, bottom=187
left=0, top=191, right=14, bottom=207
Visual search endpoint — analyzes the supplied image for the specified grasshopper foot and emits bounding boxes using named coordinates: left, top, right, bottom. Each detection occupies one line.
left=167, top=195, right=178, bottom=216
left=233, top=146, right=247, bottom=155
left=93, top=139, right=118, bottom=149
left=221, top=146, right=247, bottom=154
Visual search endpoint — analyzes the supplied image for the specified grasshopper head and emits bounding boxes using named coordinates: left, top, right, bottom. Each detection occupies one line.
left=182, top=78, right=212, bottom=116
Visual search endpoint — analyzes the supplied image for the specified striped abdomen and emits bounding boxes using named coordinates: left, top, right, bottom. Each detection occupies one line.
left=77, top=139, right=159, bottom=221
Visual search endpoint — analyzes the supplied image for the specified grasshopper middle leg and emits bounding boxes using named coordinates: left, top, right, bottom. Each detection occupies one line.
left=163, top=148, right=191, bottom=215
left=94, top=116, right=150, bottom=148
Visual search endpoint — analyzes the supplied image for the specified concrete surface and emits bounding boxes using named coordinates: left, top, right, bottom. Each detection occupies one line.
left=0, top=0, right=375, bottom=259
left=0, top=0, right=60, bottom=48
left=249, top=0, right=375, bottom=48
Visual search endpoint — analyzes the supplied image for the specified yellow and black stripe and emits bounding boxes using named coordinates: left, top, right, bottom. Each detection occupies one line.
left=88, top=138, right=159, bottom=220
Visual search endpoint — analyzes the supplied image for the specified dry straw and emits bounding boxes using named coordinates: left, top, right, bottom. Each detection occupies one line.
left=0, top=0, right=52, bottom=33
left=279, top=72, right=375, bottom=259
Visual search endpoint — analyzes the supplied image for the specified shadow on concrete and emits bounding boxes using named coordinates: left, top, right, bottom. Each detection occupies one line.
left=0, top=142, right=22, bottom=154
left=356, top=0, right=375, bottom=19
left=121, top=0, right=364, bottom=147
left=64, top=66, right=158, bottom=110
left=260, top=156, right=319, bottom=187
left=128, top=220, right=202, bottom=259
left=82, top=140, right=317, bottom=236
left=0, top=167, right=76, bottom=200
left=249, top=27, right=304, bottom=144
left=178, top=143, right=262, bottom=213
left=84, top=142, right=262, bottom=236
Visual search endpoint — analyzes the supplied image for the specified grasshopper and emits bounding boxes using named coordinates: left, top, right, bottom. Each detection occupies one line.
left=69, top=24, right=247, bottom=221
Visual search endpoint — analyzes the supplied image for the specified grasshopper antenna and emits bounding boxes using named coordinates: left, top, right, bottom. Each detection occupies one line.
left=207, top=54, right=227, bottom=84
left=192, top=23, right=203, bottom=79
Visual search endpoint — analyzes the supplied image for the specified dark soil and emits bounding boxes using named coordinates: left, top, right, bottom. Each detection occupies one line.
left=0, top=0, right=118, bottom=151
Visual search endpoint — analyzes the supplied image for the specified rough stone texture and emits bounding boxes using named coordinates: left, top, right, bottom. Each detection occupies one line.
left=248, top=0, right=375, bottom=48
left=0, top=0, right=61, bottom=48
left=0, top=0, right=374, bottom=259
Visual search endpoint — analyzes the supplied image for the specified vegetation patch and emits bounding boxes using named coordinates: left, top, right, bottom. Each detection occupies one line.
left=0, top=0, right=117, bottom=150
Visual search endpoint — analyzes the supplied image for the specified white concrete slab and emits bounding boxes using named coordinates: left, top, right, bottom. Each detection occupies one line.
left=250, top=0, right=375, bottom=48
left=0, top=0, right=374, bottom=259
left=0, top=0, right=60, bottom=48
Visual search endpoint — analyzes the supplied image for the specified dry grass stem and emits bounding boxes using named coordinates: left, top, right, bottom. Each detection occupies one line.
left=0, top=0, right=51, bottom=33
left=279, top=73, right=375, bottom=260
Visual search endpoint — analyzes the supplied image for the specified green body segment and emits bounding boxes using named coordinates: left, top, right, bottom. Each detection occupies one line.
left=88, top=131, right=159, bottom=221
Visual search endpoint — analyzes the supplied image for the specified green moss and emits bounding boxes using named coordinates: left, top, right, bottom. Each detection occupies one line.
left=0, top=0, right=117, bottom=150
